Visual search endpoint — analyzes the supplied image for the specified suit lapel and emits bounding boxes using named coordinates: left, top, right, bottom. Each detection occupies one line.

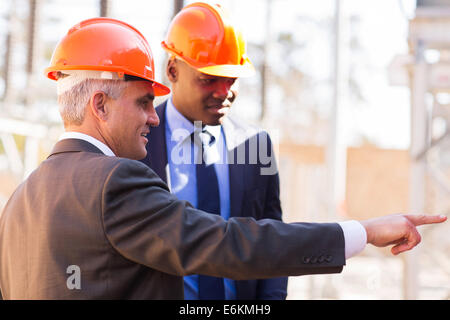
left=143, top=101, right=169, bottom=183
left=145, top=106, right=246, bottom=215
left=222, top=118, right=245, bottom=218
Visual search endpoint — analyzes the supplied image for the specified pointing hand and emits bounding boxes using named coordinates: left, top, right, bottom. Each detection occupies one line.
left=360, top=214, right=447, bottom=255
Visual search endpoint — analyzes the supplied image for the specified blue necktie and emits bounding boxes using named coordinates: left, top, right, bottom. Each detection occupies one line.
left=194, top=129, right=225, bottom=300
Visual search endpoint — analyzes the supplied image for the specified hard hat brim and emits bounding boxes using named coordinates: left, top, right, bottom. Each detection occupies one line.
left=197, top=63, right=255, bottom=78
left=45, top=66, right=171, bottom=96
left=151, top=81, right=171, bottom=96
left=162, top=42, right=255, bottom=79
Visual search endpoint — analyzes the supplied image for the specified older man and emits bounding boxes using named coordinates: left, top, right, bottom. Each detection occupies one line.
left=0, top=17, right=446, bottom=300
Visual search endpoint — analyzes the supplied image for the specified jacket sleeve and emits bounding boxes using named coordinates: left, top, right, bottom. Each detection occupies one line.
left=101, top=159, right=346, bottom=280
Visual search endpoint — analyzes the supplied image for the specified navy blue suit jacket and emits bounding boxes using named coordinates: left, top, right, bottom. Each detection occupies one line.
left=140, top=101, right=288, bottom=299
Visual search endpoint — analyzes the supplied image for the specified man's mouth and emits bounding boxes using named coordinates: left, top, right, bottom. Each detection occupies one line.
left=207, top=101, right=230, bottom=109
left=140, top=130, right=149, bottom=137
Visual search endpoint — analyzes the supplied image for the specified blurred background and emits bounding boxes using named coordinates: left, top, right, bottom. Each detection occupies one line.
left=0, top=0, right=449, bottom=299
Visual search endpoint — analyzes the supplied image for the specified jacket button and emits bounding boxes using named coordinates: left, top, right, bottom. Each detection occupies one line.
left=325, top=255, right=333, bottom=262
left=302, top=256, right=311, bottom=264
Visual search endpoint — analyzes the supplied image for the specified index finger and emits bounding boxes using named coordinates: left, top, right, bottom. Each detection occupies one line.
left=404, top=214, right=447, bottom=226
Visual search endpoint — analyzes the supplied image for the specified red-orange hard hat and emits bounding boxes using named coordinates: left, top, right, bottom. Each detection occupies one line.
left=162, top=2, right=255, bottom=78
left=45, top=17, right=170, bottom=96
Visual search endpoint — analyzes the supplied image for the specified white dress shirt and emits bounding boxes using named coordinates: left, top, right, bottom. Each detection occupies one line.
left=59, top=132, right=116, bottom=157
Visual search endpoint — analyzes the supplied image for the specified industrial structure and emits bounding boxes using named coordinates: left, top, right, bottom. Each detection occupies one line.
left=405, top=0, right=450, bottom=299
left=0, top=0, right=448, bottom=299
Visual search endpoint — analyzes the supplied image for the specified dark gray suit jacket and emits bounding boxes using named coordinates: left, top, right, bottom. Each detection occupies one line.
left=0, top=138, right=345, bottom=299
left=140, top=101, right=289, bottom=299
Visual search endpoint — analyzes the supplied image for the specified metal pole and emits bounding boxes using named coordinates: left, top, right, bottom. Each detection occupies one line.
left=3, top=33, right=13, bottom=102
left=322, top=0, right=346, bottom=300
left=327, top=0, right=341, bottom=221
left=260, top=0, right=272, bottom=121
left=173, top=0, right=184, bottom=16
left=406, top=39, right=428, bottom=300
left=25, top=0, right=40, bottom=107
left=327, top=0, right=347, bottom=223
left=100, top=0, right=111, bottom=17
left=3, top=1, right=17, bottom=106
left=26, top=0, right=37, bottom=76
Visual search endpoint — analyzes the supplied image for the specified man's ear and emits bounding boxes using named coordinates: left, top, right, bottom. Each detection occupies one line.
left=166, top=58, right=178, bottom=82
left=89, top=91, right=109, bottom=121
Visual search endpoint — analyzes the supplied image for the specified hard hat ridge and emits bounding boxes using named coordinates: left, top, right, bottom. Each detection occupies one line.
left=45, top=17, right=170, bottom=96
left=162, top=2, right=255, bottom=78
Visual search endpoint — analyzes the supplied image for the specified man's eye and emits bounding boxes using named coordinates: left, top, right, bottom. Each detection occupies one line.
left=138, top=100, right=153, bottom=109
left=200, top=78, right=215, bottom=85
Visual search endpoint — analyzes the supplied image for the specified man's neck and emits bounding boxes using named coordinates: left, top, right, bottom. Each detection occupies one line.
left=63, top=127, right=116, bottom=157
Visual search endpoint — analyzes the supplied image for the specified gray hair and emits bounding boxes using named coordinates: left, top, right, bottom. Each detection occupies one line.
left=57, top=78, right=129, bottom=126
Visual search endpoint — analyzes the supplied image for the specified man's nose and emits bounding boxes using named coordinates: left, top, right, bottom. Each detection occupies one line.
left=147, top=108, right=160, bottom=127
left=212, top=79, right=233, bottom=100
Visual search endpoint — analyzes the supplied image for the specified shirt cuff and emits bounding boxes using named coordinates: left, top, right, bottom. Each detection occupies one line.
left=338, top=220, right=367, bottom=260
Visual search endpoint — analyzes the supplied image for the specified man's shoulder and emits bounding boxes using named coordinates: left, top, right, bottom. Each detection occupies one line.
left=100, top=156, right=155, bottom=175
left=97, top=156, right=170, bottom=194
left=65, top=154, right=167, bottom=192
left=47, top=148, right=150, bottom=177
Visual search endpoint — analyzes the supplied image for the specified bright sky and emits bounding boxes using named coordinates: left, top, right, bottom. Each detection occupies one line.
left=1, top=0, right=418, bottom=149
left=341, top=0, right=414, bottom=149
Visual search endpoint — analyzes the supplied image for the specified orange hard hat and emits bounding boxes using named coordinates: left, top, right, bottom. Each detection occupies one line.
left=45, top=17, right=170, bottom=96
left=162, top=2, right=255, bottom=78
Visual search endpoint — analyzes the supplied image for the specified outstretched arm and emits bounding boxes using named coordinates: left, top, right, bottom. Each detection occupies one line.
left=360, top=214, right=447, bottom=255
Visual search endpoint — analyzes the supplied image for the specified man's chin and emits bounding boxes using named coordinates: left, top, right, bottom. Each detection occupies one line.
left=204, top=113, right=228, bottom=126
left=204, top=106, right=229, bottom=124
left=126, top=149, right=147, bottom=161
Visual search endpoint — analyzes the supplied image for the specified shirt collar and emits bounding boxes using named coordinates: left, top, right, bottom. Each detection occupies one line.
left=205, top=123, right=221, bottom=142
left=59, top=132, right=116, bottom=157
left=166, top=97, right=222, bottom=143
left=166, top=98, right=194, bottom=141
